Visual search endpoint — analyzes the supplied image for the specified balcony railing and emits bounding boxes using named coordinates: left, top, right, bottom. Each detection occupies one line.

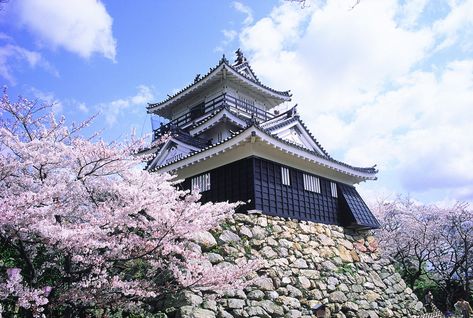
left=152, top=93, right=274, bottom=139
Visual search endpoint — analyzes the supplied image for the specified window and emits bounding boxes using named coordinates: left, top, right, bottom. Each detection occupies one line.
left=191, top=173, right=210, bottom=192
left=330, top=182, right=338, bottom=198
left=190, top=102, right=205, bottom=120
left=303, top=174, right=320, bottom=193
left=281, top=167, right=290, bottom=186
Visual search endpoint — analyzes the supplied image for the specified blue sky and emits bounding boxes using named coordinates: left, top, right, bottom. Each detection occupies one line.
left=1, top=0, right=473, bottom=205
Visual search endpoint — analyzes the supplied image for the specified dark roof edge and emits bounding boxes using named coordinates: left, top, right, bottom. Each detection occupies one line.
left=147, top=56, right=291, bottom=111
left=255, top=124, right=378, bottom=175
left=261, top=109, right=333, bottom=159
left=151, top=123, right=378, bottom=177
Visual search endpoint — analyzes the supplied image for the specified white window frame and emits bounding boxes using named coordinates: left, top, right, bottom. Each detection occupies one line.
left=281, top=167, right=290, bottom=186
left=303, top=174, right=321, bottom=193
left=191, top=173, right=211, bottom=192
left=330, top=182, right=338, bottom=198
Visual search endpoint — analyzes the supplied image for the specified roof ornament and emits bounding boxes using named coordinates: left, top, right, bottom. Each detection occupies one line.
left=194, top=74, right=201, bottom=83
left=234, top=48, right=247, bottom=66
left=289, top=104, right=299, bottom=118
left=219, top=54, right=228, bottom=64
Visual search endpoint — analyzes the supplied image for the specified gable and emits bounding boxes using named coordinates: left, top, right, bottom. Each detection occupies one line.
left=272, top=122, right=326, bottom=156
left=189, top=109, right=248, bottom=136
left=234, top=63, right=259, bottom=82
left=278, top=127, right=306, bottom=148
left=148, top=139, right=200, bottom=170
left=239, top=66, right=258, bottom=81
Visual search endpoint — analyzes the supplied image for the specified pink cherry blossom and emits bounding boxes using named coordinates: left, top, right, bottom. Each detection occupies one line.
left=0, top=89, right=257, bottom=317
left=373, top=197, right=473, bottom=308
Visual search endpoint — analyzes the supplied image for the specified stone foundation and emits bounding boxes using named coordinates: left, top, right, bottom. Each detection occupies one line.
left=180, top=213, right=423, bottom=318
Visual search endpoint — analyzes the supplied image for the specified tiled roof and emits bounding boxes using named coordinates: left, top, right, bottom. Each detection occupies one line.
left=261, top=114, right=298, bottom=131
left=233, top=61, right=261, bottom=83
left=173, top=130, right=209, bottom=149
left=256, top=123, right=378, bottom=175
left=150, top=126, right=248, bottom=171
left=260, top=108, right=333, bottom=159
left=147, top=56, right=291, bottom=110
left=339, top=184, right=380, bottom=229
left=191, top=106, right=251, bottom=128
left=154, top=125, right=210, bottom=149
left=150, top=121, right=378, bottom=176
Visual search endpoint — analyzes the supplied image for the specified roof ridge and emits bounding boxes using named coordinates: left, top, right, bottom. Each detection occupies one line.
left=260, top=112, right=333, bottom=159
left=151, top=125, right=248, bottom=171
left=233, top=61, right=261, bottom=84
left=253, top=123, right=376, bottom=174
left=296, top=117, right=332, bottom=159
left=151, top=123, right=378, bottom=176
left=147, top=56, right=291, bottom=111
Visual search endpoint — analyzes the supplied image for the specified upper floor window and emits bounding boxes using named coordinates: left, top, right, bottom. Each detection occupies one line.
left=190, top=102, right=205, bottom=120
left=330, top=182, right=338, bottom=198
left=303, top=174, right=320, bottom=193
left=281, top=167, right=290, bottom=186
left=191, top=173, right=211, bottom=192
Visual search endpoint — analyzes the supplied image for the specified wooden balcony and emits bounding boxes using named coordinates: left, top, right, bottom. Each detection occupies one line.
left=152, top=93, right=275, bottom=138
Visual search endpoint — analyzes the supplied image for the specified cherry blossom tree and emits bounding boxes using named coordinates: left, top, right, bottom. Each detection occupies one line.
left=374, top=198, right=473, bottom=309
left=0, top=89, right=255, bottom=317
left=428, top=202, right=473, bottom=308
left=374, top=197, right=439, bottom=289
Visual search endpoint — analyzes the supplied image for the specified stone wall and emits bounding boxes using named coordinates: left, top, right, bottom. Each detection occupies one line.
left=180, top=213, right=424, bottom=318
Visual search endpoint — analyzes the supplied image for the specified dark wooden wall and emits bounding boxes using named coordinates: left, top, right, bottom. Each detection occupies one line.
left=182, top=157, right=343, bottom=226
left=252, top=158, right=340, bottom=226
left=181, top=157, right=379, bottom=229
left=182, top=158, right=255, bottom=212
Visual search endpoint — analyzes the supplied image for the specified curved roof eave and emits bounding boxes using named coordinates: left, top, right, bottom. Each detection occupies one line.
left=189, top=108, right=249, bottom=136
left=151, top=125, right=378, bottom=181
left=147, top=58, right=291, bottom=114
left=260, top=107, right=333, bottom=159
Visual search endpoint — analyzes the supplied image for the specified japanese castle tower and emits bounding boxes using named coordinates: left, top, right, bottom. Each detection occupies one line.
left=144, top=50, right=380, bottom=230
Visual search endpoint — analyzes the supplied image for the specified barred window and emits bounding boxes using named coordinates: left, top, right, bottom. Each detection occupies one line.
left=191, top=173, right=211, bottom=192
left=330, top=182, right=338, bottom=198
left=303, top=174, right=320, bottom=193
left=281, top=167, right=290, bottom=186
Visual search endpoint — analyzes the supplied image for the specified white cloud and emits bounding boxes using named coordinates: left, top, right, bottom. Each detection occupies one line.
left=25, top=88, right=94, bottom=116
left=241, top=0, right=433, bottom=113
left=347, top=33, right=473, bottom=200
left=77, top=102, right=89, bottom=114
left=240, top=2, right=313, bottom=57
left=398, top=0, right=430, bottom=28
left=433, top=0, right=473, bottom=52
left=235, top=0, right=473, bottom=202
left=27, top=87, right=63, bottom=113
left=215, top=3, right=253, bottom=52
left=0, top=33, right=13, bottom=41
left=0, top=44, right=58, bottom=84
left=13, top=0, right=116, bottom=61
left=215, top=30, right=238, bottom=52
left=233, top=2, right=254, bottom=26
left=98, top=86, right=154, bottom=126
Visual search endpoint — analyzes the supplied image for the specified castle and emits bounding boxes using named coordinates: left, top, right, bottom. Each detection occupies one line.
left=140, top=51, right=425, bottom=317
left=143, top=50, right=379, bottom=230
